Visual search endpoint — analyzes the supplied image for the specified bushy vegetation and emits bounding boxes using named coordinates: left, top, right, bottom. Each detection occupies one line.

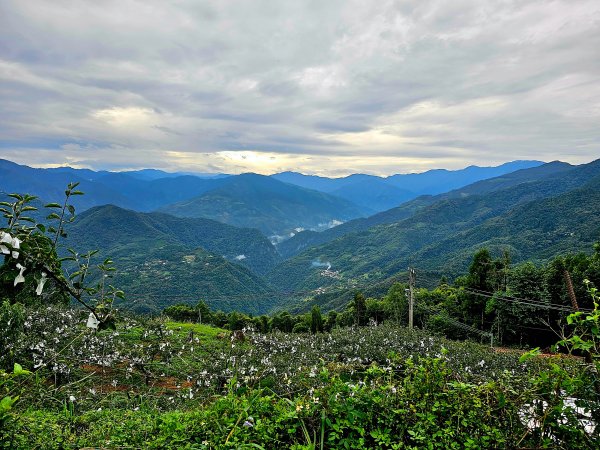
left=2, top=187, right=600, bottom=448
left=2, top=304, right=599, bottom=448
left=171, top=245, right=600, bottom=353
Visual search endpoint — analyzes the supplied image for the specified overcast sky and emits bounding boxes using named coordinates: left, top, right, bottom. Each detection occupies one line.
left=1, top=0, right=599, bottom=176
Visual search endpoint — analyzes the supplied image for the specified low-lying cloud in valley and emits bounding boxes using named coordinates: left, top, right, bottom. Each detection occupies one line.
left=311, top=259, right=332, bottom=271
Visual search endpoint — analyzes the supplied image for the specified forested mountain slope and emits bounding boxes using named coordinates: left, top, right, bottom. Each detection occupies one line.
left=66, top=205, right=280, bottom=275
left=416, top=175, right=600, bottom=274
left=269, top=159, right=600, bottom=294
left=111, top=246, right=277, bottom=315
left=61, top=206, right=280, bottom=314
left=278, top=161, right=573, bottom=258
left=159, top=173, right=370, bottom=237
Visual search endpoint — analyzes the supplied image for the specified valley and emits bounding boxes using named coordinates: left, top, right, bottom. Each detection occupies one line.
left=2, top=158, right=599, bottom=316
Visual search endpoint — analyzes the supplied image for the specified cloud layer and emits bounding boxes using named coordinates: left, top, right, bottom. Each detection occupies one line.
left=1, top=0, right=599, bottom=175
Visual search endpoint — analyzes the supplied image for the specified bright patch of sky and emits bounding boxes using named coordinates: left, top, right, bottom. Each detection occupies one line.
left=1, top=0, right=599, bottom=176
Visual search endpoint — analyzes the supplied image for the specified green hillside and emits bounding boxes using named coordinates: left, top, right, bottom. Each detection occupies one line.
left=160, top=173, right=369, bottom=237
left=277, top=161, right=573, bottom=258
left=415, top=176, right=600, bottom=274
left=268, top=160, right=600, bottom=297
left=60, top=205, right=282, bottom=314
left=67, top=205, right=280, bottom=275
left=113, top=246, right=279, bottom=314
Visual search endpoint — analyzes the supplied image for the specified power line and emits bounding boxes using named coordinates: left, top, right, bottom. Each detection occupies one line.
left=461, top=287, right=592, bottom=313
left=418, top=303, right=493, bottom=345
left=112, top=275, right=593, bottom=314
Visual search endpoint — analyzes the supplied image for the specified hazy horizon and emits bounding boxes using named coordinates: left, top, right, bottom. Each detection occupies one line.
left=2, top=156, right=561, bottom=178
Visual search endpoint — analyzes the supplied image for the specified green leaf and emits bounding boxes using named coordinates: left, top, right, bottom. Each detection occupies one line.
left=0, top=396, right=17, bottom=414
left=13, top=363, right=31, bottom=376
left=44, top=203, right=62, bottom=208
left=519, top=347, right=541, bottom=363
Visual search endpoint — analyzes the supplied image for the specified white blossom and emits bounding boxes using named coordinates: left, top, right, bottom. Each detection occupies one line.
left=14, top=263, right=26, bottom=286
left=11, top=235, right=20, bottom=259
left=36, top=272, right=47, bottom=296
left=0, top=231, right=11, bottom=254
left=0, top=232, right=21, bottom=258
left=86, top=312, right=99, bottom=329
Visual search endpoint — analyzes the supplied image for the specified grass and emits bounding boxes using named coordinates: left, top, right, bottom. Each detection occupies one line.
left=165, top=321, right=228, bottom=338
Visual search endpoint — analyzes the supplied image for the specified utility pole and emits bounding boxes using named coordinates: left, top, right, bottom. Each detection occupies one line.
left=408, top=267, right=416, bottom=330
left=563, top=269, right=579, bottom=311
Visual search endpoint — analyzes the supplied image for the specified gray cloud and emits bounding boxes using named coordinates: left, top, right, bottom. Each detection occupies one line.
left=0, top=0, right=599, bottom=175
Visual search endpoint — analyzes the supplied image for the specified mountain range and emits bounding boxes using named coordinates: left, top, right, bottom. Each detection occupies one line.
left=272, top=160, right=542, bottom=212
left=3, top=157, right=599, bottom=315
left=1, top=159, right=543, bottom=237
left=267, top=159, right=600, bottom=311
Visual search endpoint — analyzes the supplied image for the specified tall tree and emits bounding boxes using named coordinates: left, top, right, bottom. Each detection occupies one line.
left=310, top=306, right=323, bottom=333
left=353, top=292, right=367, bottom=326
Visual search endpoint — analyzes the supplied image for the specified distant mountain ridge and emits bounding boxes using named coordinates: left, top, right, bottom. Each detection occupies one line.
left=159, top=173, right=370, bottom=237
left=272, top=161, right=543, bottom=193
left=1, top=159, right=544, bottom=219
left=0, top=159, right=230, bottom=212
left=272, top=160, right=543, bottom=212
left=277, top=161, right=572, bottom=258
